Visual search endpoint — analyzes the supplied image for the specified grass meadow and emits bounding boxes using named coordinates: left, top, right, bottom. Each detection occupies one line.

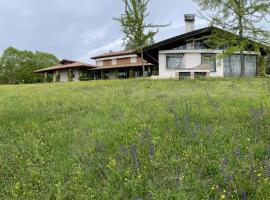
left=0, top=78, right=270, bottom=199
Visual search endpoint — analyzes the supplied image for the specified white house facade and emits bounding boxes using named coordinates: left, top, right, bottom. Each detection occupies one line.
left=158, top=50, right=257, bottom=79
left=142, top=14, right=261, bottom=79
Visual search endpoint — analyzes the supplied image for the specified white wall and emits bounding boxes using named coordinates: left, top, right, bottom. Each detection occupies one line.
left=184, top=53, right=201, bottom=69
left=158, top=50, right=225, bottom=78
left=72, top=69, right=80, bottom=82
left=211, top=55, right=223, bottom=77
left=52, top=69, right=82, bottom=82
left=159, top=54, right=176, bottom=78
left=158, top=52, right=202, bottom=78
left=60, top=70, right=68, bottom=82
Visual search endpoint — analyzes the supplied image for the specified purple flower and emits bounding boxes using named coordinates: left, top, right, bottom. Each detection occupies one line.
left=130, top=144, right=139, bottom=169
left=241, top=191, right=247, bottom=200
left=149, top=143, right=155, bottom=160
left=235, top=147, right=241, bottom=159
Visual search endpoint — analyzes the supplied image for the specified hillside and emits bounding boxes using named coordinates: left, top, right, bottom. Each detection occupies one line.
left=0, top=79, right=270, bottom=199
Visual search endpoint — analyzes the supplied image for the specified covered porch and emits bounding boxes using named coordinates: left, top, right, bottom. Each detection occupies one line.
left=91, top=63, right=157, bottom=80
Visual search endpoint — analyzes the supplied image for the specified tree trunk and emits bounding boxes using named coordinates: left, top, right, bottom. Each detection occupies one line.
left=239, top=3, right=245, bottom=77
left=240, top=49, right=245, bottom=77
left=141, top=46, right=145, bottom=77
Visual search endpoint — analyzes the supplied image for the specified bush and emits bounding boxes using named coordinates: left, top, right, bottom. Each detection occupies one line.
left=257, top=56, right=266, bottom=76
left=266, top=56, right=270, bottom=74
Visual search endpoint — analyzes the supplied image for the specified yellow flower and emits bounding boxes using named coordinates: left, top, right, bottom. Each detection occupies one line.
left=221, top=194, right=225, bottom=199
left=211, top=186, right=215, bottom=190
left=257, top=173, right=262, bottom=177
left=109, top=159, right=116, bottom=166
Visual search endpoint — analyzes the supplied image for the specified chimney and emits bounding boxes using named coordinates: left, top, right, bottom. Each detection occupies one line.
left=185, top=14, right=195, bottom=33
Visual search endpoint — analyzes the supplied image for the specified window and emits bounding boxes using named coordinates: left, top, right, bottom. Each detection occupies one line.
left=166, top=54, right=184, bottom=70
left=97, top=61, right=103, bottom=67
left=223, top=55, right=257, bottom=77
left=130, top=57, right=137, bottom=64
left=244, top=55, right=257, bottom=77
left=176, top=44, right=186, bottom=50
left=201, top=54, right=216, bottom=72
left=195, top=40, right=207, bottom=49
left=112, top=59, right=117, bottom=65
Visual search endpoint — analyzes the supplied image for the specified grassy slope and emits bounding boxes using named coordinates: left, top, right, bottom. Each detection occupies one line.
left=0, top=79, right=270, bottom=199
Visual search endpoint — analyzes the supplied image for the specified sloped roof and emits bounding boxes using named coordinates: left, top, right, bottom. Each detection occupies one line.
left=141, top=27, right=214, bottom=64
left=141, top=26, right=269, bottom=65
left=35, top=60, right=96, bottom=73
left=91, top=63, right=153, bottom=70
left=91, top=50, right=135, bottom=59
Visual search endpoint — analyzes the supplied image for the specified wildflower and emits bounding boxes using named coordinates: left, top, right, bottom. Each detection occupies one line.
left=221, top=194, right=225, bottom=199
left=235, top=147, right=241, bottom=159
left=242, top=191, right=247, bottom=200
left=257, top=173, right=262, bottom=177
left=130, top=144, right=139, bottom=169
left=112, top=159, right=116, bottom=166
left=149, top=143, right=155, bottom=160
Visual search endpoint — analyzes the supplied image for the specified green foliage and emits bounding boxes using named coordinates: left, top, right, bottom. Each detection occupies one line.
left=68, top=69, right=73, bottom=82
left=258, top=56, right=266, bottom=76
left=55, top=73, right=60, bottom=82
left=114, top=0, right=168, bottom=51
left=266, top=55, right=270, bottom=74
left=0, top=47, right=59, bottom=84
left=193, top=0, right=270, bottom=76
left=0, top=79, right=270, bottom=199
left=79, top=72, right=93, bottom=81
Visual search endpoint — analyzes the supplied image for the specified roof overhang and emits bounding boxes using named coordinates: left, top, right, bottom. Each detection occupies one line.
left=91, top=63, right=153, bottom=71
left=139, top=26, right=270, bottom=65
left=34, top=61, right=97, bottom=73
left=91, top=50, right=135, bottom=60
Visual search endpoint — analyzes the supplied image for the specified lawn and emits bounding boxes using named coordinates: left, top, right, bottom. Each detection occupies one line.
left=0, top=78, right=270, bottom=199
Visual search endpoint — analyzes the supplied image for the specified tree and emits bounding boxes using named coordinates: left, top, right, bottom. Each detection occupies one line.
left=266, top=55, right=270, bottom=74
left=114, top=0, right=169, bottom=76
left=193, top=0, right=270, bottom=76
left=0, top=47, right=59, bottom=84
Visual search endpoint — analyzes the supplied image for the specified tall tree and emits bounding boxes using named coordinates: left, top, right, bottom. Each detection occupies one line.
left=194, top=0, right=270, bottom=76
left=0, top=47, right=59, bottom=84
left=114, top=0, right=169, bottom=76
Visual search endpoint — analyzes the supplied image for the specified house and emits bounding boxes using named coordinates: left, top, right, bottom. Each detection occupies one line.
left=35, top=59, right=96, bottom=82
left=35, top=14, right=268, bottom=82
left=91, top=50, right=155, bottom=79
left=141, top=14, right=267, bottom=79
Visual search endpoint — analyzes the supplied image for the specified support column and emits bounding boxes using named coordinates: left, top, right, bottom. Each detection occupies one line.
left=206, top=72, right=210, bottom=79
left=190, top=72, right=195, bottom=79
left=175, top=72, right=180, bottom=80
left=44, top=72, right=48, bottom=83
left=101, top=71, right=105, bottom=80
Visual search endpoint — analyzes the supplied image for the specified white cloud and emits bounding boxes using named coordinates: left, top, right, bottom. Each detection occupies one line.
left=78, top=38, right=123, bottom=63
left=81, top=29, right=107, bottom=45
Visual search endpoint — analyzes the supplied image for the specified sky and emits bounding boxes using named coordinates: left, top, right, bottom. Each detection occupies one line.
left=0, top=0, right=209, bottom=63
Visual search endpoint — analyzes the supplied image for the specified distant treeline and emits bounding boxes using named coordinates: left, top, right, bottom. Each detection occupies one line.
left=0, top=47, right=59, bottom=84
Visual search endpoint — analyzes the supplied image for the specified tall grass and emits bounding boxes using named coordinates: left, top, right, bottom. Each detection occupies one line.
left=0, top=78, right=270, bottom=199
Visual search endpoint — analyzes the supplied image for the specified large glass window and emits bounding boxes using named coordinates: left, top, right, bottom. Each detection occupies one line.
left=166, top=54, right=184, bottom=70
left=201, top=54, right=217, bottom=72
left=223, top=55, right=257, bottom=77
left=244, top=55, right=257, bottom=77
